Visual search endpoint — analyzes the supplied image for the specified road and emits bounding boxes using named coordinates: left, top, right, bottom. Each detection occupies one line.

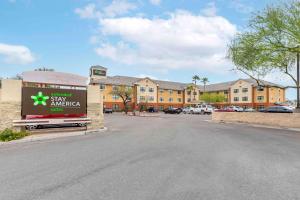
left=1, top=114, right=300, bottom=200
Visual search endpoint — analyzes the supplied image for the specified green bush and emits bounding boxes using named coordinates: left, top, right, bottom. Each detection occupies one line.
left=0, top=129, right=29, bottom=142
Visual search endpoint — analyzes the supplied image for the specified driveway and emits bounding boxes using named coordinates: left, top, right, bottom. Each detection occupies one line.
left=0, top=113, right=300, bottom=200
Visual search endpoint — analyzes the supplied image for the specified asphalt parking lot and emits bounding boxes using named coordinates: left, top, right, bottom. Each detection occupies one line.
left=1, top=113, right=300, bottom=200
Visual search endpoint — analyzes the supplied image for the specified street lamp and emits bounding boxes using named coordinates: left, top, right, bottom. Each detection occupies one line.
left=297, top=47, right=300, bottom=110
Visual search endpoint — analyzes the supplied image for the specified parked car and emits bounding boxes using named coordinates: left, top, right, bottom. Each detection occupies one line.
left=228, top=106, right=244, bottom=112
left=190, top=105, right=213, bottom=115
left=215, top=107, right=235, bottom=112
left=163, top=108, right=182, bottom=114
left=103, top=108, right=113, bottom=114
left=182, top=107, right=193, bottom=114
left=244, top=108, right=256, bottom=112
left=260, top=106, right=293, bottom=113
left=147, top=107, right=158, bottom=113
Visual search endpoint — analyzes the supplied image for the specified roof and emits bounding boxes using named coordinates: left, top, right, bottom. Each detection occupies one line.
left=22, top=71, right=88, bottom=86
left=94, top=76, right=189, bottom=90
left=92, top=75, right=285, bottom=90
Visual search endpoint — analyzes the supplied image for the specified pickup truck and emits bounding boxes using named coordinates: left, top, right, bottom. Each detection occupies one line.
left=190, top=105, right=213, bottom=115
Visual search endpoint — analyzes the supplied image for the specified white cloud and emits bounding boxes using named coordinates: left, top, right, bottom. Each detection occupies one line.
left=0, top=43, right=35, bottom=64
left=104, top=0, right=136, bottom=17
left=74, top=3, right=100, bottom=19
left=149, top=0, right=161, bottom=6
left=95, top=10, right=237, bottom=73
left=75, top=1, right=136, bottom=19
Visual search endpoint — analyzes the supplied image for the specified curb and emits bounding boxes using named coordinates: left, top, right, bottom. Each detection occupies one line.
left=210, top=120, right=300, bottom=132
left=0, top=127, right=108, bottom=146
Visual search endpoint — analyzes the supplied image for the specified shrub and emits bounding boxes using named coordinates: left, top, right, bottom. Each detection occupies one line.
left=0, top=129, right=29, bottom=142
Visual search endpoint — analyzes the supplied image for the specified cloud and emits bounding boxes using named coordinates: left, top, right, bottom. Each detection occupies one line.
left=74, top=3, right=100, bottom=19
left=149, top=0, right=161, bottom=6
left=75, top=0, right=136, bottom=19
left=0, top=43, right=35, bottom=64
left=104, top=0, right=136, bottom=17
left=95, top=10, right=237, bottom=74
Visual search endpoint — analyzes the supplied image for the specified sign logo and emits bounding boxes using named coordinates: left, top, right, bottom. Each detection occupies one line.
left=31, top=92, right=49, bottom=106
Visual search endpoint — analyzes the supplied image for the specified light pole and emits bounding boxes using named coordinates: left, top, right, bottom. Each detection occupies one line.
left=297, top=51, right=300, bottom=109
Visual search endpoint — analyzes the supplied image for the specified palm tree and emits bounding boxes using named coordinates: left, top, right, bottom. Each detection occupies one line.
left=201, top=77, right=209, bottom=92
left=192, top=75, right=200, bottom=85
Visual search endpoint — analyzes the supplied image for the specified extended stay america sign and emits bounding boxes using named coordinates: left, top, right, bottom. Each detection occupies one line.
left=22, top=87, right=87, bottom=115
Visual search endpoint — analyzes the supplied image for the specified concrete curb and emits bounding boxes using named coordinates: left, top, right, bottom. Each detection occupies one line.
left=0, top=127, right=108, bottom=146
left=209, top=120, right=300, bottom=132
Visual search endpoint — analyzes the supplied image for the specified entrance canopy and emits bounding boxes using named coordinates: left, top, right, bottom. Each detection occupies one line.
left=22, top=71, right=88, bottom=87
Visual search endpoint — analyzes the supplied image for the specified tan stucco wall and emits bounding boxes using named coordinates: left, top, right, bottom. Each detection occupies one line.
left=87, top=85, right=104, bottom=130
left=136, top=78, right=158, bottom=103
left=230, top=80, right=253, bottom=103
left=212, top=112, right=300, bottom=128
left=184, top=85, right=200, bottom=104
left=158, top=89, right=183, bottom=104
left=0, top=79, right=22, bottom=131
left=269, top=87, right=285, bottom=103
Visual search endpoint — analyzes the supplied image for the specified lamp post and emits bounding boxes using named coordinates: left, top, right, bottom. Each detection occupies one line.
left=297, top=51, right=300, bottom=109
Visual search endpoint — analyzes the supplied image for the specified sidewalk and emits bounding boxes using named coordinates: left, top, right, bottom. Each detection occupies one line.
left=0, top=127, right=108, bottom=146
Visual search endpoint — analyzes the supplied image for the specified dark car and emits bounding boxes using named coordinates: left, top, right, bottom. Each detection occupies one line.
left=103, top=108, right=113, bottom=114
left=163, top=108, right=182, bottom=114
left=260, top=106, right=293, bottom=113
left=147, top=107, right=158, bottom=113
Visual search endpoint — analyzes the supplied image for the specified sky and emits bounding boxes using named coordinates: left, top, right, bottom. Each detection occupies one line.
left=0, top=0, right=296, bottom=99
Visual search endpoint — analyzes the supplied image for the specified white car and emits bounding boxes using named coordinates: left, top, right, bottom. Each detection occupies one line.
left=244, top=108, right=255, bottom=112
left=190, top=105, right=213, bottom=115
left=182, top=107, right=193, bottom=114
left=229, top=106, right=244, bottom=112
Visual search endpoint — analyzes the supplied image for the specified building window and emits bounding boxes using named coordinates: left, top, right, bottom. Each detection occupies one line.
left=160, top=97, right=164, bottom=102
left=187, top=91, right=191, bottom=95
left=100, top=84, right=106, bottom=90
left=242, top=88, right=248, bottom=93
left=169, top=90, right=173, bottom=94
left=112, top=85, right=119, bottom=91
left=140, top=87, right=146, bottom=92
left=112, top=95, right=119, bottom=100
left=140, top=96, right=145, bottom=101
left=159, top=106, right=164, bottom=111
left=242, top=96, right=248, bottom=101
left=168, top=106, right=173, bottom=109
left=103, top=96, right=105, bottom=100
left=234, top=97, right=239, bottom=101
left=177, top=91, right=182, bottom=95
left=169, top=98, right=173, bottom=102
left=257, top=86, right=264, bottom=91
left=148, top=96, right=154, bottom=101
left=178, top=98, right=182, bottom=102
left=113, top=104, right=119, bottom=111
left=224, top=90, right=228, bottom=94
left=149, top=88, right=154, bottom=92
left=257, top=96, right=264, bottom=101
left=193, top=91, right=197, bottom=95
left=233, top=89, right=239, bottom=93
left=159, top=89, right=164, bottom=93
left=187, top=98, right=191, bottom=102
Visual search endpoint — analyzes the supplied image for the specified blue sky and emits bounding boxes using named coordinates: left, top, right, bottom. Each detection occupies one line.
left=0, top=0, right=296, bottom=99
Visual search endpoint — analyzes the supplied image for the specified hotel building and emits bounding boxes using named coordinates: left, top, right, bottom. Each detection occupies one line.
left=89, top=66, right=286, bottom=111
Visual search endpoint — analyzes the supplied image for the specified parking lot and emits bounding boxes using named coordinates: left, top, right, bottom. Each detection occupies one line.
left=1, top=113, right=300, bottom=200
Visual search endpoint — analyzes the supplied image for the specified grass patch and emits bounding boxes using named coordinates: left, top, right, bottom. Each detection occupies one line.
left=0, top=129, right=29, bottom=142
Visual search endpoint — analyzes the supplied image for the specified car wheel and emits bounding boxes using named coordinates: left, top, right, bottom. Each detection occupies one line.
left=78, top=123, right=86, bottom=127
left=27, top=125, right=38, bottom=130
